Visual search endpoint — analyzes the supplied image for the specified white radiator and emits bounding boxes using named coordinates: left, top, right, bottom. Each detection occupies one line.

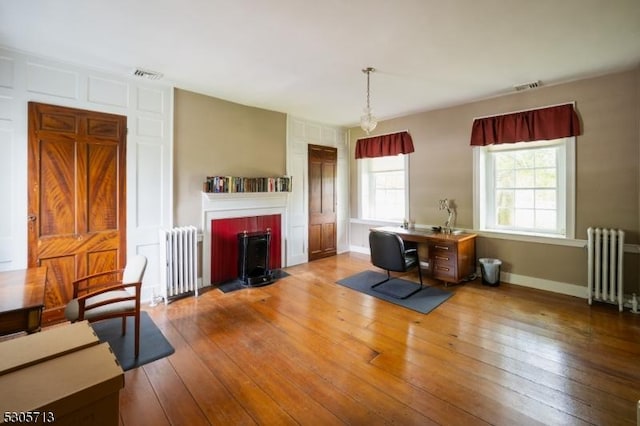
left=159, top=226, right=198, bottom=304
left=587, top=227, right=624, bottom=312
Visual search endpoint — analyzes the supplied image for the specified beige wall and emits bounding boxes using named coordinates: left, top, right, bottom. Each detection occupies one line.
left=173, top=89, right=287, bottom=227
left=349, top=67, right=640, bottom=291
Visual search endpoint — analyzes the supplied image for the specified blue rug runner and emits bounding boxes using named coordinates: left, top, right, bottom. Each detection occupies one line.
left=218, top=269, right=289, bottom=293
left=336, top=270, right=453, bottom=314
left=92, top=311, right=174, bottom=371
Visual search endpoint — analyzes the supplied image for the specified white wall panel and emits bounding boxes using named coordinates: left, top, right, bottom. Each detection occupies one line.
left=136, top=142, right=164, bottom=228
left=348, top=222, right=370, bottom=253
left=26, top=62, right=78, bottom=99
left=0, top=129, right=13, bottom=241
left=0, top=96, right=12, bottom=121
left=291, top=119, right=304, bottom=140
left=322, top=127, right=337, bottom=145
left=307, top=123, right=321, bottom=143
left=137, top=87, right=164, bottom=113
left=336, top=135, right=349, bottom=250
left=0, top=57, right=15, bottom=89
left=0, top=56, right=15, bottom=267
left=137, top=116, right=164, bottom=138
left=136, top=243, right=160, bottom=302
left=289, top=227, right=306, bottom=258
left=88, top=76, right=129, bottom=107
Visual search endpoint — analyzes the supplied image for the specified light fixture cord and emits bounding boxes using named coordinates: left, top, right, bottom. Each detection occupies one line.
left=366, top=69, right=371, bottom=110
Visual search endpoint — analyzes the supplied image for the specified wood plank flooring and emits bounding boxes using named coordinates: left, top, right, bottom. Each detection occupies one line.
left=119, top=253, right=640, bottom=425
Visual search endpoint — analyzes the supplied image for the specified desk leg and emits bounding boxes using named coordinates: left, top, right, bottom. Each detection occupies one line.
left=26, top=308, right=43, bottom=333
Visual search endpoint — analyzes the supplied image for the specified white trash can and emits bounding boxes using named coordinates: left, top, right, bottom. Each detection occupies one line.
left=479, top=258, right=501, bottom=286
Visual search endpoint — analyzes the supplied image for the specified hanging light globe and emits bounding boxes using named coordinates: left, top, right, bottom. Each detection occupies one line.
left=360, top=68, right=377, bottom=134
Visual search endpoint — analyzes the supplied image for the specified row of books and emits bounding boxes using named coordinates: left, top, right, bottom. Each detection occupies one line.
left=203, top=176, right=292, bottom=193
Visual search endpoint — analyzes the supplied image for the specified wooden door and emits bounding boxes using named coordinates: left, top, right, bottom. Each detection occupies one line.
left=308, top=145, right=337, bottom=260
left=27, top=102, right=127, bottom=325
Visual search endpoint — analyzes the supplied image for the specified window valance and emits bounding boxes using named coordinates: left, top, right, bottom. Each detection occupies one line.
left=355, top=131, right=415, bottom=159
left=470, top=103, right=581, bottom=146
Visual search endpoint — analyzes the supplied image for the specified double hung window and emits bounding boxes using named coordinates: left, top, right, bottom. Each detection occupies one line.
left=474, top=137, right=575, bottom=238
left=359, top=155, right=408, bottom=222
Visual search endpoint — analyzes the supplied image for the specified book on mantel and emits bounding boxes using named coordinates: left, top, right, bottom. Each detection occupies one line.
left=203, top=176, right=292, bottom=193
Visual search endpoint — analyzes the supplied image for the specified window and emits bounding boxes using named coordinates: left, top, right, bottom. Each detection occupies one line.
left=474, top=137, right=575, bottom=238
left=359, top=155, right=408, bottom=221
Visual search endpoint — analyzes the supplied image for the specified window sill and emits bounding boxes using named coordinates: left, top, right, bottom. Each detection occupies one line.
left=350, top=218, right=404, bottom=227
left=476, top=229, right=584, bottom=248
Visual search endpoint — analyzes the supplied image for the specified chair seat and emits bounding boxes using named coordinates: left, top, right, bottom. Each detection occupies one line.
left=64, top=290, right=135, bottom=322
left=404, top=252, right=419, bottom=269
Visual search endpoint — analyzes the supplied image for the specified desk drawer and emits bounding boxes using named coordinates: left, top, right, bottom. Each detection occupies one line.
left=432, top=251, right=455, bottom=267
left=429, top=241, right=458, bottom=281
left=429, top=242, right=456, bottom=265
left=430, top=241, right=456, bottom=254
left=432, top=262, right=456, bottom=281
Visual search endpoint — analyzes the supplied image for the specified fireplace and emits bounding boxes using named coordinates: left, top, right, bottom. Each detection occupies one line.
left=202, top=192, right=288, bottom=286
left=210, top=214, right=280, bottom=283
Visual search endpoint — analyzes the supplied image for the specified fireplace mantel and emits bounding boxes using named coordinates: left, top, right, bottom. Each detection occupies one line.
left=201, top=192, right=288, bottom=286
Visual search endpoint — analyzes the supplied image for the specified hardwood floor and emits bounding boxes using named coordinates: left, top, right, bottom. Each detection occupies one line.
left=119, top=253, right=640, bottom=425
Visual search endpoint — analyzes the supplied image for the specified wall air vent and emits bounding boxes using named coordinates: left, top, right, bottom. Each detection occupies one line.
left=132, top=68, right=163, bottom=80
left=513, top=80, right=541, bottom=91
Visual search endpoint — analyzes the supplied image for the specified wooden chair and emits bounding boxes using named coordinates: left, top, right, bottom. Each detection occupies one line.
left=369, top=231, right=423, bottom=299
left=64, top=255, right=147, bottom=358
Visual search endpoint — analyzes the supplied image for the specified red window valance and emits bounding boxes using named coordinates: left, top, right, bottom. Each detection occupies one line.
left=470, top=103, right=581, bottom=146
left=355, top=131, right=415, bottom=159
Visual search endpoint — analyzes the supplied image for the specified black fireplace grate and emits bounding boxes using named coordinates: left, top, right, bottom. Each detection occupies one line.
left=238, top=230, right=274, bottom=286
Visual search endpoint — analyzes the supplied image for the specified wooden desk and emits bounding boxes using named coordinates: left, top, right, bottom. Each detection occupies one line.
left=373, top=226, right=477, bottom=285
left=0, top=267, right=47, bottom=335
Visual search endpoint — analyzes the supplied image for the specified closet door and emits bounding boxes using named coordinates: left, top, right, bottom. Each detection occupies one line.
left=28, top=102, right=127, bottom=325
left=308, top=144, right=337, bottom=260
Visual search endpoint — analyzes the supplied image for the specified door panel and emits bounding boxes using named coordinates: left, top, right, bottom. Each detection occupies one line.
left=322, top=222, right=336, bottom=253
left=28, top=102, right=126, bottom=325
left=39, top=138, right=76, bottom=236
left=309, top=162, right=322, bottom=215
left=308, top=224, right=322, bottom=257
left=39, top=256, right=75, bottom=310
left=308, top=144, right=337, bottom=261
left=88, top=143, right=118, bottom=231
left=322, top=162, right=335, bottom=213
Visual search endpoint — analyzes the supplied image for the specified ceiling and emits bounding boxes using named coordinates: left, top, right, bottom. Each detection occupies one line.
left=1, top=0, right=639, bottom=127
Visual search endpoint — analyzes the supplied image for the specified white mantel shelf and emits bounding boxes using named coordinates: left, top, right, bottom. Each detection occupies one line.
left=201, top=192, right=289, bottom=287
left=202, top=191, right=289, bottom=205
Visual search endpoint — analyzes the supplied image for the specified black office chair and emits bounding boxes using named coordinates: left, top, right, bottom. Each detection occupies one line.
left=369, top=230, right=424, bottom=299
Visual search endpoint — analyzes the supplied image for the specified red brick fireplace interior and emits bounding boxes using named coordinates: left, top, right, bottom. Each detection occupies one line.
left=210, top=214, right=281, bottom=284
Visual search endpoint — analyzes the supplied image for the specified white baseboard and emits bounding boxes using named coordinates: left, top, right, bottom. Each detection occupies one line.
left=499, top=271, right=587, bottom=299
left=349, top=245, right=370, bottom=255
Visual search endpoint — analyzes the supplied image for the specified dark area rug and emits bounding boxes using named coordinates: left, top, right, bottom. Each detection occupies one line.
left=218, top=269, right=289, bottom=293
left=91, top=311, right=174, bottom=371
left=336, top=270, right=453, bottom=314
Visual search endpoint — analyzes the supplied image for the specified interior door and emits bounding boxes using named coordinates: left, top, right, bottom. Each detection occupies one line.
left=27, top=102, right=127, bottom=325
left=308, top=144, right=337, bottom=260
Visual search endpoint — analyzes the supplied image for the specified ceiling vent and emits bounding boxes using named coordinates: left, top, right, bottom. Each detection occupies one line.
left=513, top=80, right=541, bottom=91
left=132, top=68, right=163, bottom=80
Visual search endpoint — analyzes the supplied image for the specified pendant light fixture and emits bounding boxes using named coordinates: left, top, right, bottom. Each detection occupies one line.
left=360, top=67, right=377, bottom=134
